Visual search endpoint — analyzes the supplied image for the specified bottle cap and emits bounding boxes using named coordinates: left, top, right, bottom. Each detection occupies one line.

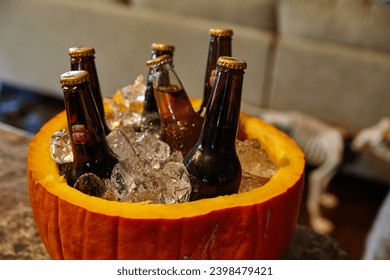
left=60, top=70, right=90, bottom=86
left=209, top=28, right=233, bottom=37
left=217, top=56, right=247, bottom=70
left=146, top=54, right=172, bottom=67
left=68, top=46, right=95, bottom=57
left=151, top=43, right=175, bottom=53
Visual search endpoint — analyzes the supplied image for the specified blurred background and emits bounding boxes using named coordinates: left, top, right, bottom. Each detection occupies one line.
left=0, top=0, right=389, bottom=259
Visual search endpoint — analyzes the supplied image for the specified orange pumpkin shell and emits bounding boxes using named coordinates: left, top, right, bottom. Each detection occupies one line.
left=27, top=109, right=305, bottom=259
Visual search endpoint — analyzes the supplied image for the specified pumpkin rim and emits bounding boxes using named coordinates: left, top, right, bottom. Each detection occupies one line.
left=27, top=109, right=305, bottom=220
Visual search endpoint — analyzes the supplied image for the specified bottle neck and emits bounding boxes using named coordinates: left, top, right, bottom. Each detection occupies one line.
left=200, top=67, right=243, bottom=148
left=144, top=70, right=158, bottom=113
left=70, top=56, right=110, bottom=134
left=201, top=36, right=232, bottom=109
left=206, top=36, right=232, bottom=77
left=63, top=82, right=108, bottom=163
left=144, top=50, right=174, bottom=113
left=70, top=57, right=101, bottom=98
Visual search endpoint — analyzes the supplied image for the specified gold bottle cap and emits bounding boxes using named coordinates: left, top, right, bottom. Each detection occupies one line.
left=209, top=28, right=233, bottom=37
left=68, top=46, right=95, bottom=57
left=217, top=56, right=247, bottom=70
left=151, top=43, right=175, bottom=52
left=146, top=54, right=172, bottom=67
left=60, top=70, right=90, bottom=86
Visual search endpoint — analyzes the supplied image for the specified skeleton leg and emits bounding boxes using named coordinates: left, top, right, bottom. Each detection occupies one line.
left=319, top=169, right=339, bottom=210
left=307, top=159, right=339, bottom=234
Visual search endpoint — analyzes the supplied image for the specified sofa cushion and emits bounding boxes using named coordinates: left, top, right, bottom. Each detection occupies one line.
left=278, top=0, right=390, bottom=52
left=0, top=0, right=273, bottom=105
left=131, top=0, right=278, bottom=31
left=268, top=35, right=390, bottom=132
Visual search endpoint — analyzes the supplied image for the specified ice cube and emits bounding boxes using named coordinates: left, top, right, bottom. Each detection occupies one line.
left=108, top=162, right=134, bottom=201
left=239, top=172, right=271, bottom=193
left=133, top=133, right=170, bottom=169
left=106, top=129, right=136, bottom=161
left=159, top=161, right=191, bottom=204
left=236, top=139, right=277, bottom=191
left=73, top=173, right=108, bottom=197
left=237, top=138, right=277, bottom=178
left=50, top=129, right=73, bottom=164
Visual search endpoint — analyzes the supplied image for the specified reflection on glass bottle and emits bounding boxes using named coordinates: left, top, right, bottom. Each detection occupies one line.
left=69, top=46, right=111, bottom=135
left=141, top=43, right=175, bottom=131
left=184, top=56, right=247, bottom=201
left=197, top=28, right=233, bottom=117
left=146, top=54, right=204, bottom=156
left=60, top=70, right=118, bottom=192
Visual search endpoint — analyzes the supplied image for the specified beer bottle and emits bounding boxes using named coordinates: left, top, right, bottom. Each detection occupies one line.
left=60, top=70, right=118, bottom=192
left=146, top=54, right=204, bottom=156
left=184, top=57, right=247, bottom=201
left=141, top=43, right=175, bottom=130
left=197, top=28, right=233, bottom=117
left=69, top=46, right=111, bottom=135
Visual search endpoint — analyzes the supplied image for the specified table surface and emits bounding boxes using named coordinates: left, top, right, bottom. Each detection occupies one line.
left=0, top=123, right=346, bottom=260
left=0, top=124, right=49, bottom=259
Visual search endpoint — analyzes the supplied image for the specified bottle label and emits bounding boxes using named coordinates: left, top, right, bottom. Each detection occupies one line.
left=71, top=124, right=90, bottom=145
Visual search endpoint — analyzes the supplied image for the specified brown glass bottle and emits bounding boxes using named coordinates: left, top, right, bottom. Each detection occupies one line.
left=141, top=43, right=175, bottom=130
left=197, top=28, right=233, bottom=117
left=184, top=57, right=247, bottom=201
left=60, top=70, right=118, bottom=191
left=146, top=54, right=204, bottom=156
left=69, top=46, right=111, bottom=135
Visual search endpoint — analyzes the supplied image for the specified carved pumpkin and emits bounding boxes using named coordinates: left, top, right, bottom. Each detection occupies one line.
left=27, top=105, right=304, bottom=259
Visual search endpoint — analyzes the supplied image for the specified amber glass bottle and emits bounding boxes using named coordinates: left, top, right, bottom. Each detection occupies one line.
left=141, top=43, right=175, bottom=130
left=69, top=46, right=111, bottom=135
left=197, top=28, right=233, bottom=117
left=184, top=57, right=247, bottom=201
left=60, top=70, right=118, bottom=191
left=146, top=54, right=204, bottom=156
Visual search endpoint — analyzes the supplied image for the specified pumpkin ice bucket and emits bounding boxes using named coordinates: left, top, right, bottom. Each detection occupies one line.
left=27, top=107, right=305, bottom=260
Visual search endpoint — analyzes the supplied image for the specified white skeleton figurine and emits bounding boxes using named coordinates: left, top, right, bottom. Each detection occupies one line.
left=241, top=103, right=344, bottom=234
left=351, top=117, right=390, bottom=162
left=351, top=117, right=390, bottom=259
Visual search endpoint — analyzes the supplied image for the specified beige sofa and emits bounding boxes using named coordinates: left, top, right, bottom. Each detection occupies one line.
left=1, top=0, right=389, bottom=180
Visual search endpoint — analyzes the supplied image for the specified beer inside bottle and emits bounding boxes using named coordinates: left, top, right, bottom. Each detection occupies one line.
left=60, top=70, right=118, bottom=192
left=197, top=28, right=233, bottom=117
left=146, top=54, right=203, bottom=156
left=69, top=46, right=111, bottom=135
left=184, top=56, right=247, bottom=201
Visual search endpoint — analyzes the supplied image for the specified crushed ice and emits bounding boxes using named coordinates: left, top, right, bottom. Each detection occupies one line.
left=50, top=75, right=278, bottom=203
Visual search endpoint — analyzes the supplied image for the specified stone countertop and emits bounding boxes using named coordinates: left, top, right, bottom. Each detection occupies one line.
left=0, top=123, right=346, bottom=260
left=0, top=124, right=49, bottom=259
